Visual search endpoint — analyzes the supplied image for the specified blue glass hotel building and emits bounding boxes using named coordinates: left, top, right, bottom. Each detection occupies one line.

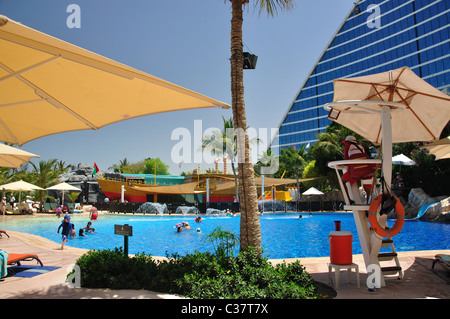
left=272, top=0, right=450, bottom=151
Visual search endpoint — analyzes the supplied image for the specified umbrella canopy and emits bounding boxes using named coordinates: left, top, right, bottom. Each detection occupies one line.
left=46, top=182, right=81, bottom=192
left=47, top=182, right=82, bottom=205
left=324, top=67, right=450, bottom=145
left=0, top=15, right=230, bottom=146
left=302, top=187, right=324, bottom=195
left=392, top=154, right=415, bottom=166
left=0, top=180, right=43, bottom=191
left=0, top=143, right=39, bottom=168
left=0, top=180, right=43, bottom=202
left=420, top=136, right=450, bottom=160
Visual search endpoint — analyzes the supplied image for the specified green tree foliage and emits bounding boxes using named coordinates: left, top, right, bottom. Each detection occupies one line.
left=143, top=157, right=170, bottom=175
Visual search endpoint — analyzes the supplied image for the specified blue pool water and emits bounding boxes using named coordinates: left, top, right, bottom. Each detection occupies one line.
left=1, top=213, right=449, bottom=259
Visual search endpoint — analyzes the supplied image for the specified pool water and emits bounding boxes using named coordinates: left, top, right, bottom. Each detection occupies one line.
left=1, top=213, right=449, bottom=259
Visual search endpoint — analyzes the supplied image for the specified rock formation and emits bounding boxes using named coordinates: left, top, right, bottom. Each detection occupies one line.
left=57, top=163, right=106, bottom=203
left=400, top=188, right=449, bottom=222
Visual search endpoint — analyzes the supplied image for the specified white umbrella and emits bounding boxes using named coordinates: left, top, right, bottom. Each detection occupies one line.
left=420, top=136, right=450, bottom=160
left=47, top=182, right=81, bottom=205
left=302, top=187, right=324, bottom=195
left=0, top=180, right=43, bottom=202
left=0, top=143, right=39, bottom=168
left=392, top=154, right=415, bottom=166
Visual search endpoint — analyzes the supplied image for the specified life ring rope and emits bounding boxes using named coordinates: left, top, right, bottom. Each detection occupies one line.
left=368, top=194, right=405, bottom=238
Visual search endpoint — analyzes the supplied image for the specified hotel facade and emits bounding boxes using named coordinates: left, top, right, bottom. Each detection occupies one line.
left=272, top=0, right=450, bottom=151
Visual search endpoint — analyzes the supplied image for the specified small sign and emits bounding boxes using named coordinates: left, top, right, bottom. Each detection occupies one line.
left=114, top=224, right=133, bottom=237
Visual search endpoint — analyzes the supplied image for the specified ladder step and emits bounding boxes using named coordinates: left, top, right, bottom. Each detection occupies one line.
left=381, top=266, right=402, bottom=275
left=343, top=205, right=370, bottom=211
left=381, top=239, right=393, bottom=248
left=378, top=252, right=398, bottom=261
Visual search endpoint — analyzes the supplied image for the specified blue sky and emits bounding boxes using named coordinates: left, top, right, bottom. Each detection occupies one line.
left=0, top=0, right=355, bottom=174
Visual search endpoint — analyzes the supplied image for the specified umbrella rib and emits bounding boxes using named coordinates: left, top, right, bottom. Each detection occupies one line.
left=0, top=115, right=21, bottom=145
left=0, top=56, right=60, bottom=83
left=0, top=61, right=99, bottom=130
left=0, top=59, right=99, bottom=130
left=33, top=88, right=99, bottom=130
left=407, top=103, right=436, bottom=140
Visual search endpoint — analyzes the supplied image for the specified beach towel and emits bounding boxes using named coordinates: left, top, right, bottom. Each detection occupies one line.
left=0, top=250, right=8, bottom=278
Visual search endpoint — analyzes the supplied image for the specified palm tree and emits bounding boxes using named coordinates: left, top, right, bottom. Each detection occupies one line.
left=279, top=146, right=307, bottom=202
left=110, top=158, right=130, bottom=173
left=202, top=116, right=260, bottom=201
left=228, top=0, right=293, bottom=252
left=29, top=159, right=60, bottom=212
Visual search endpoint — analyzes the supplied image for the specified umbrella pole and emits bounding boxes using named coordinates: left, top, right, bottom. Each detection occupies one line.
left=366, top=105, right=393, bottom=287
left=380, top=106, right=393, bottom=190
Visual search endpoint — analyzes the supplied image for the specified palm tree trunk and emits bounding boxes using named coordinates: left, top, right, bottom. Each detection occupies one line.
left=230, top=0, right=261, bottom=252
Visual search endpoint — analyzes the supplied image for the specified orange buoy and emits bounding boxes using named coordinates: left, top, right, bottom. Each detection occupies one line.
left=368, top=194, right=405, bottom=238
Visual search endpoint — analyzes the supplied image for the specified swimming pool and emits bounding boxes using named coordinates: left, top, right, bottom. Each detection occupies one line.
left=1, top=213, right=449, bottom=259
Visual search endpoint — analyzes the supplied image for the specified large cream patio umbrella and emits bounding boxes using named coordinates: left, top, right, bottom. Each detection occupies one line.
left=420, top=136, right=450, bottom=160
left=324, top=66, right=450, bottom=186
left=0, top=143, right=39, bottom=168
left=0, top=180, right=43, bottom=202
left=46, top=182, right=81, bottom=206
left=0, top=15, right=230, bottom=146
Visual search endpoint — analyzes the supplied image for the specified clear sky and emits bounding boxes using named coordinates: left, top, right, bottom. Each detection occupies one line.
left=0, top=0, right=356, bottom=175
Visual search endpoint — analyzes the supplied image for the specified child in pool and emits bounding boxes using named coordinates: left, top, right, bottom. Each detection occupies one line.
left=57, top=215, right=73, bottom=250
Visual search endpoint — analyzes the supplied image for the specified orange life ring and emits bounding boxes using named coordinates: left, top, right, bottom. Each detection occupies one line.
left=368, top=194, right=405, bottom=238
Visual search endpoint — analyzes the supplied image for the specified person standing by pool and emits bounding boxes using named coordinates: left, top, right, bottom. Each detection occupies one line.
left=1, top=197, right=6, bottom=216
left=56, top=205, right=62, bottom=218
left=57, top=215, right=73, bottom=250
left=9, top=195, right=15, bottom=210
left=90, top=206, right=98, bottom=221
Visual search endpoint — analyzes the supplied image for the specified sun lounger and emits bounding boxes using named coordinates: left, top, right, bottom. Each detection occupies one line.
left=0, top=230, right=10, bottom=238
left=432, top=254, right=450, bottom=273
left=7, top=253, right=43, bottom=267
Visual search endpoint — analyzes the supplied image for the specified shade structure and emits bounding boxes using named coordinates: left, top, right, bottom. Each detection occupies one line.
left=392, top=154, right=415, bottom=166
left=420, top=136, right=450, bottom=160
left=302, top=187, right=324, bottom=195
left=324, top=67, right=450, bottom=145
left=0, top=143, right=39, bottom=168
left=0, top=15, right=230, bottom=146
left=132, top=181, right=207, bottom=195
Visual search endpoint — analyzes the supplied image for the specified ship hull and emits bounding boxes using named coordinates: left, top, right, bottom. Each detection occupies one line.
left=97, top=178, right=148, bottom=202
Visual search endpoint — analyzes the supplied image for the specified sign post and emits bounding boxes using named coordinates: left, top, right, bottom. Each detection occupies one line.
left=114, top=224, right=133, bottom=256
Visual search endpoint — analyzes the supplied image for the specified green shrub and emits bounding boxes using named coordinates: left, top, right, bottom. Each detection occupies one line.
left=73, top=244, right=319, bottom=298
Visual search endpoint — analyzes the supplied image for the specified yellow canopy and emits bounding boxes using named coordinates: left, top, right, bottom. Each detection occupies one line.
left=131, top=176, right=318, bottom=195
left=0, top=15, right=230, bottom=145
left=132, top=181, right=207, bottom=195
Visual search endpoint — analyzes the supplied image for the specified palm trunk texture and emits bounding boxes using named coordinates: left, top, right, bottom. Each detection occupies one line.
left=230, top=0, right=261, bottom=252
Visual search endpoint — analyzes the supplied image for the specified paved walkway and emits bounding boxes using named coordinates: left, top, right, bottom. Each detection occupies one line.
left=0, top=229, right=449, bottom=299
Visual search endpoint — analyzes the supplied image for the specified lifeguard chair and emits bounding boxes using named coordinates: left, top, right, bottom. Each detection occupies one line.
left=324, top=67, right=450, bottom=288
left=324, top=102, right=405, bottom=288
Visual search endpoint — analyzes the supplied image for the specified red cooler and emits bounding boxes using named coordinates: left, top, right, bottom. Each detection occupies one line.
left=328, top=231, right=353, bottom=265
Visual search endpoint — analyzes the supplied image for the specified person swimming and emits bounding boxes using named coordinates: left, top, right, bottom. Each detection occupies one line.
left=182, top=221, right=192, bottom=229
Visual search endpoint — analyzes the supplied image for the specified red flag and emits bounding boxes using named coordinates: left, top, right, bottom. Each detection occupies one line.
left=93, top=162, right=100, bottom=176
